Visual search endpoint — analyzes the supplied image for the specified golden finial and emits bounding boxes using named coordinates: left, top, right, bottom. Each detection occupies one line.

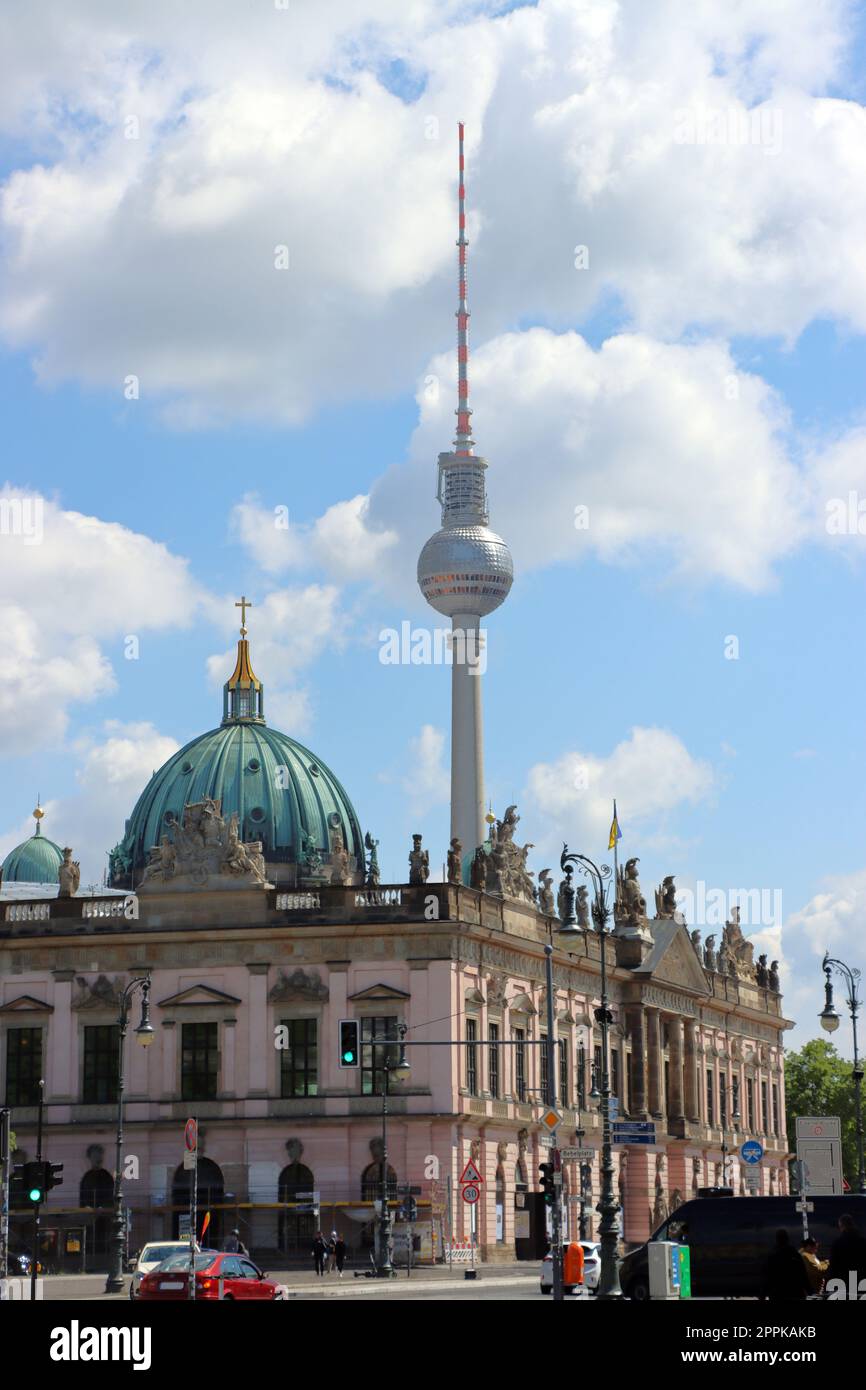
left=235, top=595, right=253, bottom=637
left=33, top=798, right=44, bottom=835
left=485, top=802, right=495, bottom=827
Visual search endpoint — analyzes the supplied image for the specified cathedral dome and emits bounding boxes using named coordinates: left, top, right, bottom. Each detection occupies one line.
left=108, top=613, right=364, bottom=889
left=1, top=806, right=64, bottom=884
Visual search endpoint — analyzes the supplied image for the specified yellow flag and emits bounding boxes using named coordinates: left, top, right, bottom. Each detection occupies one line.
left=608, top=808, right=621, bottom=850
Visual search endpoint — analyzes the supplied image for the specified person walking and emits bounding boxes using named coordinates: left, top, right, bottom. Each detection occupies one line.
left=334, top=1234, right=347, bottom=1278
left=826, top=1214, right=866, bottom=1291
left=799, top=1236, right=828, bottom=1296
left=312, top=1230, right=327, bottom=1277
left=224, top=1228, right=249, bottom=1257
left=327, top=1230, right=339, bottom=1273
left=761, top=1229, right=811, bottom=1301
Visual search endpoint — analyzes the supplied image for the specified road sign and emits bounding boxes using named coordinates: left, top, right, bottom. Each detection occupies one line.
left=796, top=1116, right=841, bottom=1140
left=613, top=1121, right=655, bottom=1135
left=795, top=1201, right=815, bottom=1214
left=184, top=1118, right=198, bottom=1152
left=539, top=1134, right=554, bottom=1148
left=183, top=1148, right=196, bottom=1170
left=462, top=1184, right=480, bottom=1204
left=740, top=1140, right=763, bottom=1165
left=560, top=1146, right=594, bottom=1162
left=744, top=1168, right=761, bottom=1190
left=539, top=1107, right=562, bottom=1133
left=459, top=1159, right=482, bottom=1185
left=608, top=1097, right=619, bottom=1121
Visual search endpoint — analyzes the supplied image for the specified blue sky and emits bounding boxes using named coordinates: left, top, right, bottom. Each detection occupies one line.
left=2, top=0, right=866, bottom=1052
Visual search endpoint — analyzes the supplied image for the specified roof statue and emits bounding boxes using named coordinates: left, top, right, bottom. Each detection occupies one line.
left=722, top=909, right=757, bottom=982
left=447, top=836, right=463, bottom=885
left=364, top=832, right=381, bottom=888
left=140, top=798, right=270, bottom=891
left=537, top=868, right=555, bottom=916
left=409, top=833, right=429, bottom=885
left=654, top=875, right=677, bottom=919
left=483, top=804, right=535, bottom=903
left=58, top=848, right=81, bottom=899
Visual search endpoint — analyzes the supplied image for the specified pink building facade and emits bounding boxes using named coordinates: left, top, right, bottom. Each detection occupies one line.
left=1, top=871, right=792, bottom=1268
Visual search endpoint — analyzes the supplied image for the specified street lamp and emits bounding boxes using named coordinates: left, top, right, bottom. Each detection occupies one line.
left=376, top=1024, right=410, bottom=1277
left=558, top=844, right=622, bottom=1300
left=820, top=953, right=866, bottom=1194
left=721, top=1075, right=740, bottom=1190
left=105, top=976, right=153, bottom=1294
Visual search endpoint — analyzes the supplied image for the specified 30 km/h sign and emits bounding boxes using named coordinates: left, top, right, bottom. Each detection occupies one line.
left=462, top=1184, right=480, bottom=1204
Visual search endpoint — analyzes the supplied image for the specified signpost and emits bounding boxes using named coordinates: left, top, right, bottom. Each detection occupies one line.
left=740, top=1139, right=763, bottom=1165
left=185, top=1119, right=198, bottom=1302
left=613, top=1121, right=656, bottom=1146
left=795, top=1117, right=844, bottom=1196
left=459, top=1159, right=482, bottom=1276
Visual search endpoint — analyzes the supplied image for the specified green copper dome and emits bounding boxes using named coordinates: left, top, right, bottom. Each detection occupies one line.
left=2, top=807, right=64, bottom=884
left=108, top=627, right=364, bottom=888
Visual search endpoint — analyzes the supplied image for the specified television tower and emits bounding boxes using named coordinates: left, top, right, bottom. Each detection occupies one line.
left=417, top=123, right=513, bottom=858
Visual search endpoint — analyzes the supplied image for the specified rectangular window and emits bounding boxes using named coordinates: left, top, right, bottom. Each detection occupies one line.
left=559, top=1038, right=569, bottom=1108
left=279, top=1018, right=318, bottom=1098
left=593, top=1044, right=602, bottom=1095
left=760, top=1081, right=768, bottom=1134
left=611, top=1050, right=620, bottom=1104
left=577, top=1043, right=586, bottom=1107
left=181, top=1022, right=219, bottom=1102
left=706, top=1068, right=714, bottom=1126
left=747, top=1078, right=755, bottom=1132
left=540, top=1033, right=549, bottom=1100
left=83, top=1025, right=119, bottom=1104
left=5, top=1028, right=42, bottom=1106
left=514, top=1028, right=526, bottom=1102
left=772, top=1083, right=779, bottom=1135
left=488, top=1023, right=500, bottom=1099
left=466, top=1018, right=478, bottom=1096
left=361, top=1016, right=398, bottom=1096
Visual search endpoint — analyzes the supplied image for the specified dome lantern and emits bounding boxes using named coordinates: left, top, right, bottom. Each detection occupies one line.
left=222, top=596, right=264, bottom=725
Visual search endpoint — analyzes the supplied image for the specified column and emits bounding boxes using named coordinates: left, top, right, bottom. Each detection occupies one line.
left=247, top=964, right=270, bottom=1096
left=628, top=1007, right=648, bottom=1117
left=668, top=1016, right=684, bottom=1120
left=161, top=1020, right=176, bottom=1099
left=51, top=970, right=76, bottom=1101
left=222, top=1018, right=236, bottom=1096
left=646, top=1008, right=662, bottom=1117
left=684, top=1019, right=700, bottom=1122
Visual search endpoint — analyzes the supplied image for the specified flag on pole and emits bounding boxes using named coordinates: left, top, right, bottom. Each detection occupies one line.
left=200, top=1211, right=211, bottom=1241
left=608, top=802, right=622, bottom=851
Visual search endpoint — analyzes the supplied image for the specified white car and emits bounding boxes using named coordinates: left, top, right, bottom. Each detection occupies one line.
left=129, top=1241, right=200, bottom=1299
left=540, top=1241, right=601, bottom=1295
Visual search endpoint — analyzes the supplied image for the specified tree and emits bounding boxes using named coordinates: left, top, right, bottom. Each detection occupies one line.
left=785, top=1039, right=861, bottom=1184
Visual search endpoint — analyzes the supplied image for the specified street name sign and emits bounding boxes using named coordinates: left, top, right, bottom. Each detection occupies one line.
left=560, top=1146, right=594, bottom=1162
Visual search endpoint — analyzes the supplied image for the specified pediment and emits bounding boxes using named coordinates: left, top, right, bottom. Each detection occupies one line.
left=348, top=983, right=411, bottom=1002
left=0, top=994, right=53, bottom=1013
left=636, top=921, right=711, bottom=996
left=157, top=984, right=242, bottom=1008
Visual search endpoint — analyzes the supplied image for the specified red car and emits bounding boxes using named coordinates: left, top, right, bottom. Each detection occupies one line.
left=138, top=1250, right=284, bottom=1300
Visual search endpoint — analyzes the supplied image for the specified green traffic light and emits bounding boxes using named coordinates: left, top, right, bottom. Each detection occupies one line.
left=28, top=1187, right=43, bottom=1202
left=342, top=1051, right=355, bottom=1064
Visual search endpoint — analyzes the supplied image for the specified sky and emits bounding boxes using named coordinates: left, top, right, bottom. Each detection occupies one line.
left=2, top=0, right=866, bottom=1053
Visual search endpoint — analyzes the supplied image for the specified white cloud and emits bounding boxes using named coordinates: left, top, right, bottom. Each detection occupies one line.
left=230, top=492, right=397, bottom=582
left=524, top=725, right=715, bottom=863
left=0, top=487, right=202, bottom=754
left=1, top=1, right=864, bottom=425
left=367, top=329, right=806, bottom=592
left=402, top=723, right=450, bottom=816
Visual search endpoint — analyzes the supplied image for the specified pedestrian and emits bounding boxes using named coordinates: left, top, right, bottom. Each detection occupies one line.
left=826, top=1214, right=866, bottom=1290
left=223, top=1228, right=249, bottom=1256
left=313, top=1230, right=327, bottom=1276
left=334, top=1233, right=346, bottom=1278
left=761, top=1228, right=811, bottom=1301
left=327, top=1230, right=339, bottom=1273
left=798, top=1236, right=828, bottom=1296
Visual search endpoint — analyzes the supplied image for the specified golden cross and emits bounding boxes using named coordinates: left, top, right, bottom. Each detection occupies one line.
left=235, top=595, right=253, bottom=634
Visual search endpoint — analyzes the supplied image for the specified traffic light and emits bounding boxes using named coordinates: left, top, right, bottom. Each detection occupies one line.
left=22, top=1160, right=48, bottom=1205
left=539, top=1162, right=555, bottom=1206
left=47, top=1161, right=64, bottom=1192
left=405, top=1195, right=417, bottom=1223
left=338, top=1019, right=360, bottom=1068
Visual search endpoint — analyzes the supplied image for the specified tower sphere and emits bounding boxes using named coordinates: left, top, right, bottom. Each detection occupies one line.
left=417, top=522, right=513, bottom=618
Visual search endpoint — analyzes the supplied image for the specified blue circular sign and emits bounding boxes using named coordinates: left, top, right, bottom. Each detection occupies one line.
left=740, top=1140, right=763, bottom=1164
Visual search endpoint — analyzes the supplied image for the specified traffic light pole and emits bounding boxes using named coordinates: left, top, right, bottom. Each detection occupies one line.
left=31, top=1080, right=45, bottom=1301
left=544, top=945, right=564, bottom=1302
left=0, top=1108, right=10, bottom=1280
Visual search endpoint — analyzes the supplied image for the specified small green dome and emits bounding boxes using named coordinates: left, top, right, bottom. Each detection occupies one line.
left=108, top=628, right=364, bottom=888
left=2, top=811, right=64, bottom=884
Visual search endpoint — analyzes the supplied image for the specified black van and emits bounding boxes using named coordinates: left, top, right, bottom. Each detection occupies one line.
left=619, top=1194, right=866, bottom=1299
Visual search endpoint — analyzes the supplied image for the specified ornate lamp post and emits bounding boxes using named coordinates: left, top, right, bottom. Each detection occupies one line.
left=720, top=1075, right=740, bottom=1190
left=558, top=845, right=622, bottom=1300
left=820, top=952, right=866, bottom=1194
left=376, top=1024, right=410, bottom=1277
left=105, top=976, right=153, bottom=1294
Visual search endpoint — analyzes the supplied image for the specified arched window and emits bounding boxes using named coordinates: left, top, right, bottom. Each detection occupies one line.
left=361, top=1162, right=397, bottom=1201
left=278, top=1162, right=316, bottom=1253
left=171, top=1158, right=225, bottom=1244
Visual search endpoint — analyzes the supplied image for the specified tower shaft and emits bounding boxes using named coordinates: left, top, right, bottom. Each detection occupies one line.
left=450, top=615, right=485, bottom=856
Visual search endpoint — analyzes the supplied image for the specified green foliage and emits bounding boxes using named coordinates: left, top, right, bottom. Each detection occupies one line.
left=785, top=1038, right=862, bottom=1184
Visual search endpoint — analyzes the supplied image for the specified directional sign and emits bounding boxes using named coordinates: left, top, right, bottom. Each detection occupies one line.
left=796, top=1116, right=841, bottom=1140
left=539, top=1108, right=562, bottom=1133
left=613, top=1121, right=655, bottom=1135
left=740, top=1140, right=763, bottom=1165
left=462, top=1183, right=480, bottom=1204
left=612, top=1133, right=654, bottom=1145
left=459, top=1159, right=482, bottom=1185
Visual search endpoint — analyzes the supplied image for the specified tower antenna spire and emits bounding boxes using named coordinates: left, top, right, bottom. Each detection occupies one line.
left=455, top=121, right=473, bottom=456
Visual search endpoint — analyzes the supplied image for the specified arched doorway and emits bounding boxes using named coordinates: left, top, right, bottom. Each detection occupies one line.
left=278, top=1162, right=316, bottom=1255
left=171, top=1158, right=225, bottom=1245
left=80, top=1168, right=114, bottom=1258
left=360, top=1162, right=397, bottom=1201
